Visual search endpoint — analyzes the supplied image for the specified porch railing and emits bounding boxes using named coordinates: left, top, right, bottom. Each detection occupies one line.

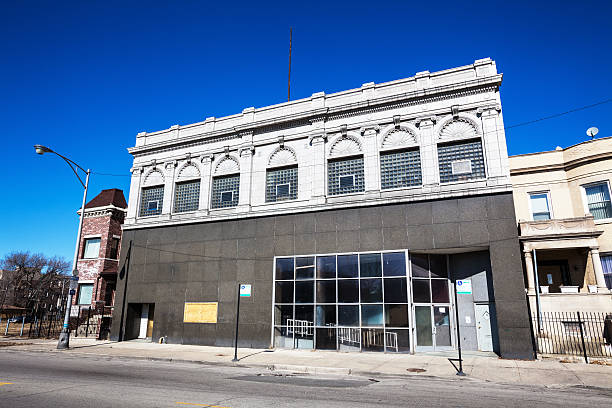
left=531, top=311, right=612, bottom=362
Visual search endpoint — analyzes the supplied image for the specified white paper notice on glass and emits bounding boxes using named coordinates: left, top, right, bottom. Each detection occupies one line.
left=439, top=307, right=446, bottom=313
left=465, top=316, right=472, bottom=324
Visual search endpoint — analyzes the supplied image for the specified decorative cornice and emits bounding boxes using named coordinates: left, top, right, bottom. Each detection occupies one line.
left=128, top=75, right=501, bottom=158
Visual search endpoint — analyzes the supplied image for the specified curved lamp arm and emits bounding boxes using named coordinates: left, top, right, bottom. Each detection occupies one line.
left=33, top=145, right=88, bottom=188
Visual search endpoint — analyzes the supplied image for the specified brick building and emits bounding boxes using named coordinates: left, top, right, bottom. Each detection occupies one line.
left=74, top=188, right=127, bottom=338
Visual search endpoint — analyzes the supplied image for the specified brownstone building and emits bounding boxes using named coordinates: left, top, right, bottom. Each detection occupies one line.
left=73, top=189, right=127, bottom=338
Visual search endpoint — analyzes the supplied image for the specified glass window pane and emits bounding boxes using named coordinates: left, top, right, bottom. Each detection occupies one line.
left=585, top=183, right=612, bottom=220
left=415, top=306, right=433, bottom=347
left=316, top=328, right=337, bottom=350
left=385, top=304, right=409, bottom=327
left=295, top=281, right=314, bottom=303
left=438, top=139, right=486, bottom=183
left=337, top=254, right=358, bottom=278
left=338, top=279, right=359, bottom=303
left=266, top=166, right=298, bottom=202
left=360, top=253, right=381, bottom=277
left=338, top=327, right=361, bottom=351
left=140, top=185, right=164, bottom=216
left=83, top=238, right=100, bottom=259
left=77, top=284, right=93, bottom=304
left=316, top=280, right=336, bottom=303
left=174, top=180, right=200, bottom=213
left=316, top=256, right=336, bottom=279
left=360, top=279, right=382, bottom=303
left=338, top=305, right=359, bottom=326
left=275, top=281, right=294, bottom=303
left=275, top=258, right=294, bottom=280
left=430, top=255, right=448, bottom=278
left=274, top=326, right=293, bottom=349
left=384, top=278, right=408, bottom=303
left=410, top=254, right=429, bottom=277
left=383, top=252, right=406, bottom=277
left=294, top=305, right=314, bottom=323
left=211, top=174, right=240, bottom=208
left=361, top=305, right=384, bottom=327
left=412, top=279, right=431, bottom=303
left=296, top=257, right=315, bottom=267
left=431, top=280, right=450, bottom=303
left=296, top=267, right=314, bottom=280
left=274, top=305, right=293, bottom=326
left=380, top=148, right=422, bottom=189
left=316, top=305, right=336, bottom=326
left=328, top=156, right=365, bottom=196
left=434, top=306, right=451, bottom=347
left=361, top=328, right=385, bottom=351
left=385, top=329, right=410, bottom=352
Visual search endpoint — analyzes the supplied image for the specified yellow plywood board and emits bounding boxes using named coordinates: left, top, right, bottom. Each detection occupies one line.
left=184, top=302, right=218, bottom=323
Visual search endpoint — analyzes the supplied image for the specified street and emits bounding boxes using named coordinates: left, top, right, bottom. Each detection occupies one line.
left=0, top=351, right=610, bottom=407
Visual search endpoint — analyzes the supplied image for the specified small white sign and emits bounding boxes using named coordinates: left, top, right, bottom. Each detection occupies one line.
left=465, top=316, right=472, bottom=324
left=239, top=284, right=252, bottom=297
left=439, top=307, right=446, bottom=313
left=70, top=305, right=80, bottom=317
left=451, top=159, right=472, bottom=175
left=456, top=279, right=472, bottom=294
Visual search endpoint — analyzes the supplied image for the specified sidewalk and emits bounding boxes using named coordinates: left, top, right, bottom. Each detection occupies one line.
left=2, top=337, right=612, bottom=389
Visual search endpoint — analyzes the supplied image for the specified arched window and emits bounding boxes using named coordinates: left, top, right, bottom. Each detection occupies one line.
left=437, top=119, right=485, bottom=183
left=328, top=136, right=364, bottom=196
left=267, top=147, right=298, bottom=202
left=211, top=156, right=240, bottom=209
left=379, top=128, right=422, bottom=189
left=140, top=169, right=164, bottom=216
left=174, top=163, right=201, bottom=213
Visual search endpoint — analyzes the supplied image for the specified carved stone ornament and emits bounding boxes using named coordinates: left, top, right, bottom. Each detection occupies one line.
left=381, top=128, right=417, bottom=149
left=477, top=104, right=501, bottom=116
left=177, top=163, right=200, bottom=181
left=360, top=125, right=380, bottom=136
left=309, top=132, right=327, bottom=145
left=415, top=115, right=437, bottom=128
left=439, top=118, right=478, bottom=140
left=269, top=147, right=297, bottom=167
left=330, top=136, right=361, bottom=157
left=165, top=160, right=177, bottom=169
left=239, top=144, right=255, bottom=156
left=143, top=168, right=165, bottom=186
left=214, top=156, right=240, bottom=175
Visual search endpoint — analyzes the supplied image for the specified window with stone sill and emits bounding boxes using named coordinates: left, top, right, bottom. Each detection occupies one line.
left=82, top=238, right=100, bottom=259
left=266, top=165, right=298, bottom=202
left=174, top=179, right=200, bottom=213
left=380, top=148, right=422, bottom=190
left=437, top=139, right=485, bottom=183
left=584, top=182, right=612, bottom=221
left=77, top=283, right=94, bottom=305
left=211, top=174, right=239, bottom=208
left=140, top=185, right=164, bottom=217
left=327, top=156, right=365, bottom=196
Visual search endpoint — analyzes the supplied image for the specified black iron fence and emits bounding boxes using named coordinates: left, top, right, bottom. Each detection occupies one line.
left=531, top=311, right=612, bottom=362
left=1, top=304, right=114, bottom=340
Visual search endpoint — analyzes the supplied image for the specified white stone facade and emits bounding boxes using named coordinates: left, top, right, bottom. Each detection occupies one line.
left=125, top=58, right=511, bottom=230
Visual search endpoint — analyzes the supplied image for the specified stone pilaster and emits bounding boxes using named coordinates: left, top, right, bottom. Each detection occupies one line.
left=198, top=154, right=213, bottom=215
left=478, top=105, right=505, bottom=184
left=309, top=132, right=327, bottom=204
left=361, top=125, right=381, bottom=196
left=415, top=116, right=437, bottom=188
left=127, top=167, right=142, bottom=221
left=162, top=161, right=177, bottom=217
left=238, top=145, right=255, bottom=211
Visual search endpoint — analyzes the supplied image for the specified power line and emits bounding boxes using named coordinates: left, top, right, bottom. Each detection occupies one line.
left=90, top=97, right=612, bottom=178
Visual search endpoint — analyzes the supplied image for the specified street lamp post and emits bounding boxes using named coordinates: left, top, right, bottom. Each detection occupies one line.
left=34, top=144, right=90, bottom=349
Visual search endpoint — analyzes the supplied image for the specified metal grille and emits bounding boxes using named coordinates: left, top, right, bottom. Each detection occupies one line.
left=174, top=180, right=200, bottom=213
left=139, top=185, right=164, bottom=216
left=266, top=166, right=298, bottom=202
left=380, top=149, right=422, bottom=189
left=328, top=156, right=365, bottom=196
left=437, top=140, right=485, bottom=183
left=532, top=311, right=612, bottom=361
left=211, top=174, right=239, bottom=208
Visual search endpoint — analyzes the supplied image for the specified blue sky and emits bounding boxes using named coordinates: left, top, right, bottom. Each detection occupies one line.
left=1, top=1, right=611, bottom=262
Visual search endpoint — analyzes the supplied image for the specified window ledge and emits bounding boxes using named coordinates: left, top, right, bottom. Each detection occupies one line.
left=594, top=218, right=612, bottom=225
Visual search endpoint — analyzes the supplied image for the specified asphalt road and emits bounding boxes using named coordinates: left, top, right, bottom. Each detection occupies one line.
left=0, top=351, right=611, bottom=408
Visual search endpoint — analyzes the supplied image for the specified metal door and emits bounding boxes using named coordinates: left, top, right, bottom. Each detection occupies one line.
left=475, top=304, right=493, bottom=351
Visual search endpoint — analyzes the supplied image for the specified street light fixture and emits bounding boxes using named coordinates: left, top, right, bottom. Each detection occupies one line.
left=34, top=144, right=91, bottom=349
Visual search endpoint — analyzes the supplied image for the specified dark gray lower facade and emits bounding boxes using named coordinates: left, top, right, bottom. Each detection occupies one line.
left=110, top=192, right=534, bottom=359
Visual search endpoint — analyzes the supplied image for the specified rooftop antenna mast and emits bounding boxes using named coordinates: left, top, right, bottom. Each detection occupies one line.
left=288, top=27, right=292, bottom=102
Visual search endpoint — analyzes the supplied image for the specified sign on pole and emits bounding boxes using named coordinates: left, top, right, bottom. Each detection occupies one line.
left=456, top=279, right=472, bottom=294
left=239, top=284, right=252, bottom=297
